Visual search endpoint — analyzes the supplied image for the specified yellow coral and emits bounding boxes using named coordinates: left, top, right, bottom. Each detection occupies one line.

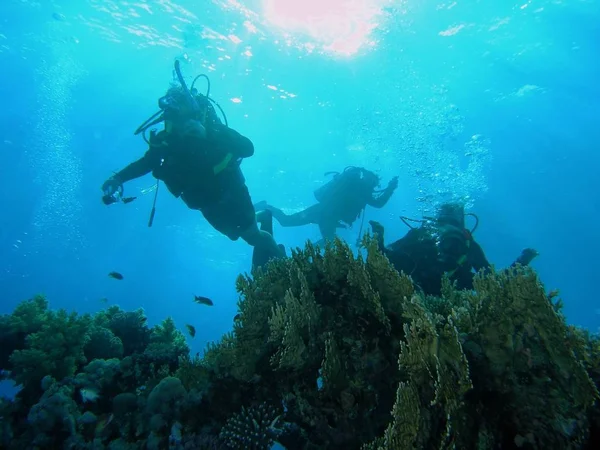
left=382, top=381, right=421, bottom=450
left=268, top=269, right=321, bottom=371
left=363, top=234, right=414, bottom=321
left=320, top=333, right=344, bottom=394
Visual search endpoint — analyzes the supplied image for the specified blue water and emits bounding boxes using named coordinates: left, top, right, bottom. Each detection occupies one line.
left=1, top=0, right=599, bottom=393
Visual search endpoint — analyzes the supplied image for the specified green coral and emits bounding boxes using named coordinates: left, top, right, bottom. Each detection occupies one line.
left=75, top=358, right=121, bottom=393
left=145, top=376, right=187, bottom=435
left=100, top=306, right=151, bottom=356
left=144, top=317, right=189, bottom=371
left=85, top=327, right=124, bottom=361
left=9, top=306, right=91, bottom=389
left=175, top=354, right=212, bottom=393
left=26, top=382, right=80, bottom=448
left=0, top=296, right=50, bottom=370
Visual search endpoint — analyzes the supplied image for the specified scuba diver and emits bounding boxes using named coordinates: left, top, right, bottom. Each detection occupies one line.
left=255, top=166, right=399, bottom=244
left=369, top=203, right=539, bottom=296
left=101, top=60, right=283, bottom=261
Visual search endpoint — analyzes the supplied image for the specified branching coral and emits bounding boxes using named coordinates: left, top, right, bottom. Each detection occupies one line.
left=8, top=307, right=91, bottom=391
left=85, top=327, right=124, bottom=361
left=0, top=237, right=599, bottom=450
left=219, top=403, right=280, bottom=450
left=446, top=267, right=598, bottom=447
left=268, top=270, right=321, bottom=371
left=0, top=296, right=53, bottom=372
left=145, top=317, right=189, bottom=370
left=26, top=381, right=80, bottom=448
left=203, top=237, right=417, bottom=447
left=102, top=306, right=151, bottom=356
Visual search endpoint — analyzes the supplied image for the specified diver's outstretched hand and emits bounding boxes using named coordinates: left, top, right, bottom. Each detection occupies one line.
left=101, top=177, right=122, bottom=196
left=387, top=176, right=399, bottom=190
left=516, top=248, right=539, bottom=266
left=101, top=176, right=124, bottom=205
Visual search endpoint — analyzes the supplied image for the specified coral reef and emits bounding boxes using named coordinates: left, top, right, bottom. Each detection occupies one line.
left=0, top=236, right=599, bottom=449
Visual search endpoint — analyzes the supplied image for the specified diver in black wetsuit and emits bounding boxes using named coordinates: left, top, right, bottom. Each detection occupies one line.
left=370, top=203, right=539, bottom=295
left=255, top=166, right=398, bottom=243
left=100, top=61, right=283, bottom=261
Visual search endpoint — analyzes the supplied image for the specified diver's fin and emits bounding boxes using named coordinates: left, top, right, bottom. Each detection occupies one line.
left=252, top=243, right=283, bottom=273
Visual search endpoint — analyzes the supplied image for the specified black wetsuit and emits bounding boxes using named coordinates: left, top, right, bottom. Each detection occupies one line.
left=114, top=125, right=256, bottom=240
left=377, top=226, right=491, bottom=296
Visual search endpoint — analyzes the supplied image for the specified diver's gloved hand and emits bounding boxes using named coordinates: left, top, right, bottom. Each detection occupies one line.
left=101, top=176, right=123, bottom=196
left=387, top=176, right=399, bottom=191
left=516, top=248, right=539, bottom=266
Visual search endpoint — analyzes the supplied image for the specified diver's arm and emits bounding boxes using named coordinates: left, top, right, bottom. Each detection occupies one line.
left=368, top=189, right=393, bottom=208
left=367, top=176, right=398, bottom=208
left=211, top=124, right=254, bottom=159
left=113, top=155, right=154, bottom=183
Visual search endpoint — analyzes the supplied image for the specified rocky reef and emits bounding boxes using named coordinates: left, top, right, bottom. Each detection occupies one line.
left=0, top=236, right=599, bottom=449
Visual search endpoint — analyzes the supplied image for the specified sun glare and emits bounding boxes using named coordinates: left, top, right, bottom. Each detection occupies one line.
left=261, top=0, right=387, bottom=56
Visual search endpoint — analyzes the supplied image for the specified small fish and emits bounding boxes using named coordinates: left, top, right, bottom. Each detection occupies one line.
left=194, top=295, right=213, bottom=306
left=186, top=324, right=196, bottom=338
left=99, top=297, right=108, bottom=304
left=108, top=272, right=123, bottom=280
left=234, top=313, right=241, bottom=321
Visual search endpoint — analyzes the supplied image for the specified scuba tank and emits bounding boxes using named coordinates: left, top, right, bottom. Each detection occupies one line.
left=314, top=166, right=363, bottom=204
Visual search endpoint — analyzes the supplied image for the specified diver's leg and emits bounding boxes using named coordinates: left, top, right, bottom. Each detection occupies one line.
left=252, top=210, right=284, bottom=271
left=241, top=222, right=284, bottom=257
left=256, top=203, right=322, bottom=228
left=317, top=222, right=337, bottom=246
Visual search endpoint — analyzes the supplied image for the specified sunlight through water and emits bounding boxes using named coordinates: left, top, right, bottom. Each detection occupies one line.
left=261, top=0, right=391, bottom=56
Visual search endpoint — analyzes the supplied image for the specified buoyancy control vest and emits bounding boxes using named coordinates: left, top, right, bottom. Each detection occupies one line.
left=314, top=166, right=377, bottom=204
